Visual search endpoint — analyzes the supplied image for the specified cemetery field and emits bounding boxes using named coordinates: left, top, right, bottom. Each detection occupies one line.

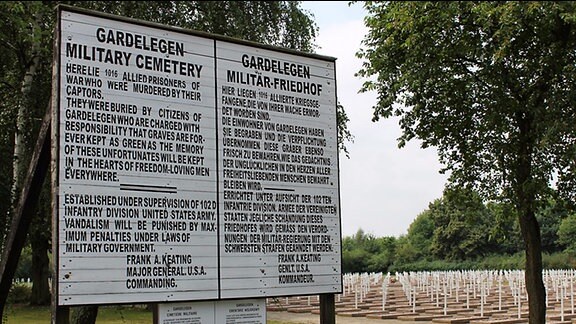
left=6, top=269, right=576, bottom=323
left=267, top=270, right=576, bottom=324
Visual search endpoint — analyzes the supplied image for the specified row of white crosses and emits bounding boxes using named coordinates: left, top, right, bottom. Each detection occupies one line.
left=341, top=272, right=383, bottom=308
left=273, top=272, right=381, bottom=308
left=394, top=269, right=576, bottom=319
left=271, top=269, right=576, bottom=321
left=544, top=269, right=576, bottom=321
left=396, top=270, right=520, bottom=317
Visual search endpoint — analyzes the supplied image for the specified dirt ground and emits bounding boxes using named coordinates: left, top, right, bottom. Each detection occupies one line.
left=267, top=310, right=426, bottom=324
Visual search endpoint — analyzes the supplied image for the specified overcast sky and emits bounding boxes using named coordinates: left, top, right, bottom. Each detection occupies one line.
left=300, top=1, right=450, bottom=238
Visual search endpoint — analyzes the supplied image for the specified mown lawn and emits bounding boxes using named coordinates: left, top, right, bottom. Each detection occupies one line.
left=3, top=304, right=288, bottom=323
left=4, top=304, right=154, bottom=324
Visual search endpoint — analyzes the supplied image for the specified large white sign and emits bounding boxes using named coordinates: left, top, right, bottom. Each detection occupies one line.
left=56, top=7, right=341, bottom=306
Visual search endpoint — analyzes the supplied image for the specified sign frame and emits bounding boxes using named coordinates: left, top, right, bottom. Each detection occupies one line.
left=52, top=4, right=343, bottom=307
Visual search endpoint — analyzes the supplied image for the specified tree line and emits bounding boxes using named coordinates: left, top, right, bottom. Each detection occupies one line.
left=342, top=186, right=576, bottom=274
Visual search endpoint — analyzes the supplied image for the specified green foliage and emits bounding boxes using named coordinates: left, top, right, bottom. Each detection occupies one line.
left=393, top=211, right=435, bottom=265
left=0, top=1, right=54, bottom=255
left=390, top=253, right=531, bottom=273
left=7, top=282, right=31, bottom=304
left=393, top=236, right=420, bottom=264
left=403, top=209, right=433, bottom=260
left=342, top=230, right=372, bottom=272
left=387, top=252, right=576, bottom=273
left=390, top=259, right=479, bottom=273
left=343, top=188, right=576, bottom=274
left=366, top=250, right=392, bottom=273
left=536, top=198, right=570, bottom=253
left=542, top=252, right=576, bottom=269
left=428, top=187, right=497, bottom=260
left=342, top=249, right=370, bottom=273
left=557, top=213, right=576, bottom=252
left=476, top=253, right=526, bottom=270
left=69, top=1, right=318, bottom=52
left=342, top=229, right=397, bottom=273
left=14, top=245, right=32, bottom=279
left=356, top=1, right=576, bottom=204
left=336, top=102, right=354, bottom=157
left=486, top=202, right=523, bottom=254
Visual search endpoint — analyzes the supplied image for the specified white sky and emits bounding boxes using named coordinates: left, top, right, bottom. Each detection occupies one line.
left=300, top=1, right=449, bottom=238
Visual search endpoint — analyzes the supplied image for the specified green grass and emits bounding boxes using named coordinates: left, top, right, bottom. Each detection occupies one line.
left=3, top=305, right=291, bottom=324
left=92, top=306, right=152, bottom=323
left=4, top=305, right=52, bottom=324
left=4, top=305, right=152, bottom=324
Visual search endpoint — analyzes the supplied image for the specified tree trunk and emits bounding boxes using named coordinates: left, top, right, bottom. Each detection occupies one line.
left=29, top=179, right=51, bottom=305
left=29, top=215, right=50, bottom=305
left=71, top=306, right=98, bottom=324
left=517, top=204, right=547, bottom=324
left=518, top=208, right=546, bottom=323
left=515, top=111, right=546, bottom=324
left=13, top=6, right=49, bottom=307
left=5, top=1, right=43, bottom=292
left=11, top=13, right=43, bottom=209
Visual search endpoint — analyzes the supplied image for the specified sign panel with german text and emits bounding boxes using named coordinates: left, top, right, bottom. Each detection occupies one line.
left=217, top=42, right=341, bottom=298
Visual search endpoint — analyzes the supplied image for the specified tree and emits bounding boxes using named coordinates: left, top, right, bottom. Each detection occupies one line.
left=355, top=2, right=576, bottom=322
left=536, top=197, right=570, bottom=253
left=366, top=236, right=397, bottom=273
left=28, top=179, right=51, bottom=305
left=557, top=213, right=576, bottom=253
left=393, top=235, right=419, bottom=265
left=392, top=209, right=434, bottom=266
left=405, top=209, right=434, bottom=260
left=341, top=230, right=372, bottom=273
left=0, top=0, right=55, bottom=307
left=428, top=188, right=495, bottom=261
left=74, top=1, right=319, bottom=52
left=486, top=201, right=523, bottom=255
left=341, top=230, right=398, bottom=273
left=341, top=248, right=370, bottom=273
